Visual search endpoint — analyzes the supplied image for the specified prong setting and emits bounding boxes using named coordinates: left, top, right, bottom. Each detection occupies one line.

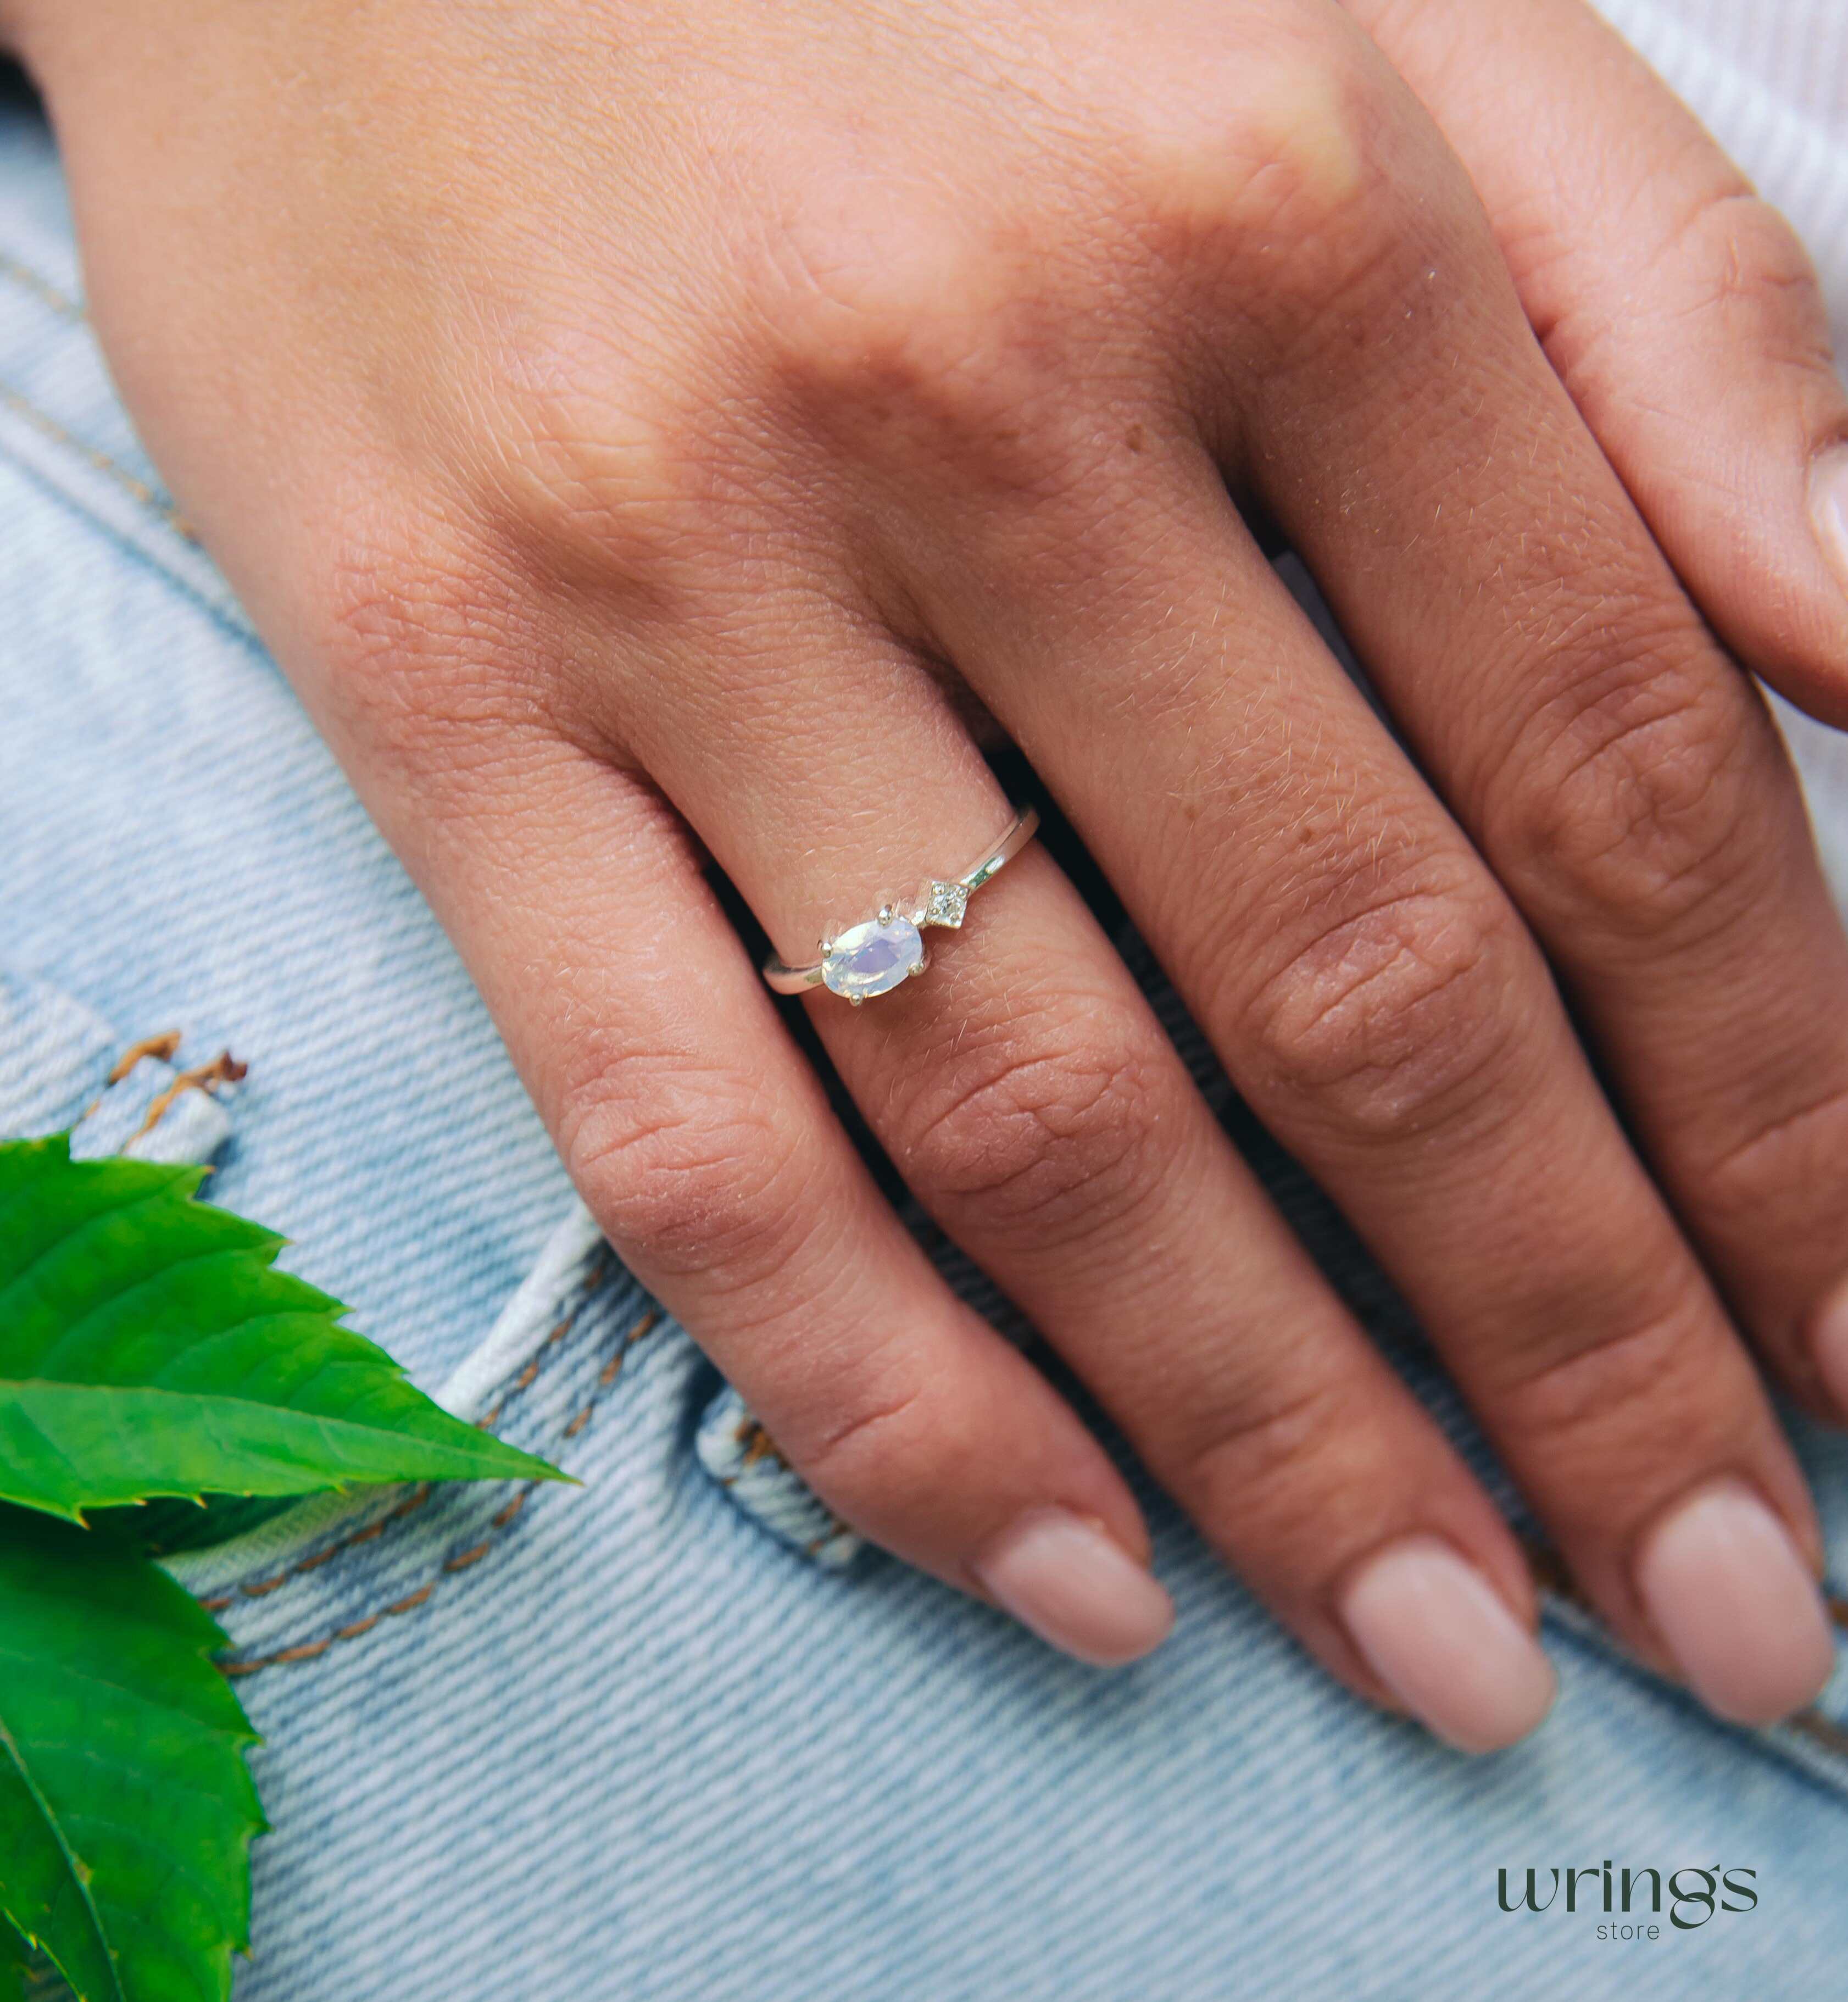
left=760, top=805, right=1038, bottom=1000
left=818, top=910, right=925, bottom=1000
left=920, top=879, right=970, bottom=929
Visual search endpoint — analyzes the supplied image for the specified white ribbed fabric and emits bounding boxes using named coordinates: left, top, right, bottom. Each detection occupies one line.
left=1592, top=0, right=1848, bottom=343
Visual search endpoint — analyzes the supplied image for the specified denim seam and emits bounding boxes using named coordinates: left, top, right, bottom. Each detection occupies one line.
left=0, top=399, right=262, bottom=657
left=0, top=244, right=192, bottom=541
left=199, top=1253, right=620, bottom=1605
left=0, top=378, right=196, bottom=540
left=0, top=247, right=82, bottom=320
left=211, top=1300, right=660, bottom=1678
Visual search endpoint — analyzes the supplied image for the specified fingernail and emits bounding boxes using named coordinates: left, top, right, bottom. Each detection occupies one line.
left=975, top=1508, right=1175, bottom=1667
left=1339, top=1537, right=1556, bottom=1754
left=1809, top=443, right=1848, bottom=596
left=1809, top=1271, right=1848, bottom=1418
left=1634, top=1480, right=1835, bottom=1725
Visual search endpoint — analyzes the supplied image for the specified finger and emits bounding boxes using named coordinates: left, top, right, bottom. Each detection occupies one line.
left=1185, top=8, right=1848, bottom=1442
left=318, top=696, right=1176, bottom=1667
left=900, top=433, right=1833, bottom=1726
left=615, top=592, right=1554, bottom=1752
left=1346, top=0, right=1848, bottom=722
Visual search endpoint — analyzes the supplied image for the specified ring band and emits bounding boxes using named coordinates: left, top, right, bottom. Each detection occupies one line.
left=761, top=804, right=1040, bottom=1003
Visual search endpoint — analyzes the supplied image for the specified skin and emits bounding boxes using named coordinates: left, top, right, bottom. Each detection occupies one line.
left=8, top=0, right=1848, bottom=1736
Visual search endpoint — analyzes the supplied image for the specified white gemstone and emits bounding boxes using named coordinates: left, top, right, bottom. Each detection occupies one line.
left=822, top=914, right=923, bottom=999
left=922, top=880, right=970, bottom=928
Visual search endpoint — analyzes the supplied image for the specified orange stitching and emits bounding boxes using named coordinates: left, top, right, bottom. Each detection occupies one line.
left=206, top=1284, right=618, bottom=1604
left=222, top=1588, right=434, bottom=1676
left=196, top=1484, right=437, bottom=1611
left=474, top=1264, right=608, bottom=1427
left=737, top=1419, right=779, bottom=1472
left=131, top=1050, right=247, bottom=1141
left=0, top=381, right=201, bottom=542
left=0, top=251, right=82, bottom=320
left=717, top=1414, right=856, bottom=1556
left=215, top=1306, right=658, bottom=1677
left=107, top=1030, right=183, bottom=1083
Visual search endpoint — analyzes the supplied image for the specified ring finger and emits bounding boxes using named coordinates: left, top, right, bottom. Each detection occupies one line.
left=600, top=583, right=1558, bottom=1751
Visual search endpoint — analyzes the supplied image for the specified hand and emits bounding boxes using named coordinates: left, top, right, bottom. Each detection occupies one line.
left=15, top=0, right=1848, bottom=1751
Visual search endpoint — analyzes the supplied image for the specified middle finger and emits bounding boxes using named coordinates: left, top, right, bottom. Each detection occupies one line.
left=908, top=429, right=1835, bottom=1728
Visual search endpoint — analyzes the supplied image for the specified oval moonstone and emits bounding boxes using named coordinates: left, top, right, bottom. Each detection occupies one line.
left=822, top=914, right=923, bottom=999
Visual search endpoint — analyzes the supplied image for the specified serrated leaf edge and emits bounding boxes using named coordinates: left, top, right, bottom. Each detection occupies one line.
left=0, top=1714, right=124, bottom=2002
left=0, top=1139, right=568, bottom=1521
left=0, top=1181, right=285, bottom=1342
left=0, top=1380, right=565, bottom=1508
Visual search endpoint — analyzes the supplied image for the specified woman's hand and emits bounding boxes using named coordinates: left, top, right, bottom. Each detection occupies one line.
left=15, top=0, right=1848, bottom=1750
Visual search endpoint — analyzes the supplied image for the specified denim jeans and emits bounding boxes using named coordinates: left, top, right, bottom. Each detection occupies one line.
left=5, top=10, right=1848, bottom=1995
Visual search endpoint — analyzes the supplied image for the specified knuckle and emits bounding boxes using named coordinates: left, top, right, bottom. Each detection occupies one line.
left=790, top=1370, right=969, bottom=1515
left=1239, top=872, right=1524, bottom=1143
left=889, top=1009, right=1175, bottom=1248
left=753, top=199, right=1083, bottom=493
left=1544, top=182, right=1834, bottom=393
left=1686, top=1074, right=1848, bottom=1233
left=1492, top=629, right=1768, bottom=938
left=1179, top=1363, right=1356, bottom=1524
left=798, top=1377, right=928, bottom=1486
left=1662, top=185, right=1833, bottom=354
left=1123, top=31, right=1440, bottom=340
left=1217, top=49, right=1374, bottom=249
left=1487, top=1295, right=1744, bottom=1492
left=446, top=314, right=736, bottom=607
left=1172, top=1359, right=1421, bottom=1583
left=557, top=1041, right=810, bottom=1287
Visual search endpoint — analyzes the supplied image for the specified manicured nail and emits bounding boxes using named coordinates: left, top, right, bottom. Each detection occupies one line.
left=975, top=1508, right=1174, bottom=1667
left=1809, top=443, right=1848, bottom=597
left=1809, top=1271, right=1848, bottom=1419
left=1634, top=1480, right=1835, bottom=1725
left=1339, top=1537, right=1556, bottom=1754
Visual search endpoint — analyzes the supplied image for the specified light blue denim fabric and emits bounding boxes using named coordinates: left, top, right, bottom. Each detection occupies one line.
left=7, top=34, right=1848, bottom=2001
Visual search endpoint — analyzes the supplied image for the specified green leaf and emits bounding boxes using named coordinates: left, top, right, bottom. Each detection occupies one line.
left=0, top=1507, right=262, bottom=2002
left=95, top=1492, right=305, bottom=1559
left=0, top=1918, right=28, bottom=2001
left=0, top=1136, right=564, bottom=1520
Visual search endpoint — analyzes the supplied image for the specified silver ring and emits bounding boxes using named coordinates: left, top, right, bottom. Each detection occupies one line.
left=762, top=805, right=1040, bottom=1003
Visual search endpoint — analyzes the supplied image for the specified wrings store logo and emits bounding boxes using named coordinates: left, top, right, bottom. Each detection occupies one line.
left=1498, top=1862, right=1757, bottom=1938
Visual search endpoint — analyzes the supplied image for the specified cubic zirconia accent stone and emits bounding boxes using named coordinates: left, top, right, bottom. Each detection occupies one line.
left=922, top=880, right=969, bottom=928
left=821, top=914, right=924, bottom=999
